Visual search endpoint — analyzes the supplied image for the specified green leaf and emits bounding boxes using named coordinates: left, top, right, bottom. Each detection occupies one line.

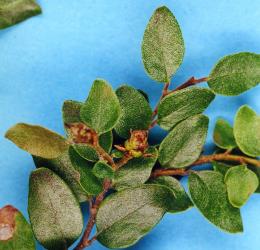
left=142, top=6, right=185, bottom=82
left=96, top=184, right=174, bottom=248
left=0, top=0, right=41, bottom=30
left=92, top=161, right=115, bottom=179
left=158, top=87, right=215, bottom=130
left=208, top=52, right=260, bottom=96
left=33, top=147, right=102, bottom=200
left=5, top=123, right=69, bottom=159
left=0, top=205, right=35, bottom=250
left=113, top=147, right=158, bottom=190
left=213, top=118, right=237, bottom=149
left=150, top=176, right=193, bottom=213
left=73, top=144, right=99, bottom=162
left=234, top=105, right=260, bottom=157
left=137, top=89, right=149, bottom=103
left=62, top=100, right=83, bottom=125
left=80, top=79, right=121, bottom=134
left=247, top=165, right=260, bottom=193
left=28, top=168, right=83, bottom=250
left=114, top=85, right=152, bottom=138
left=224, top=165, right=259, bottom=208
left=63, top=100, right=113, bottom=152
left=213, top=161, right=232, bottom=176
left=189, top=171, right=243, bottom=233
left=159, top=115, right=209, bottom=168
left=69, top=147, right=103, bottom=195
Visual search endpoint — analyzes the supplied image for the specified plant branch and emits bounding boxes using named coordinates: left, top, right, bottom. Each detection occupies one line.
left=74, top=180, right=111, bottom=250
left=151, top=153, right=260, bottom=177
left=115, top=154, right=133, bottom=170
left=170, top=76, right=208, bottom=93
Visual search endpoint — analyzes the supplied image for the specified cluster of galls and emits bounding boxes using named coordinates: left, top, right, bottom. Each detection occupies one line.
left=115, top=130, right=151, bottom=158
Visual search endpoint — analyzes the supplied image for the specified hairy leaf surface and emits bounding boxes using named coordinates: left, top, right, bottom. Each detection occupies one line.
left=28, top=168, right=83, bottom=250
left=189, top=171, right=243, bottom=233
left=158, top=87, right=214, bottom=130
left=142, top=6, right=184, bottom=82
left=159, top=115, right=208, bottom=168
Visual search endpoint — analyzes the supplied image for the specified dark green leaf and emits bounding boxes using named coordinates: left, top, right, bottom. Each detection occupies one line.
left=92, top=161, right=115, bottom=179
left=99, top=131, right=113, bottom=153
left=5, top=123, right=69, bottom=159
left=213, top=118, right=237, bottom=149
left=159, top=115, right=209, bottom=168
left=80, top=79, right=121, bottom=134
left=0, top=205, right=35, bottom=250
left=73, top=144, right=99, bottom=162
left=113, top=147, right=158, bottom=190
left=28, top=168, right=83, bottom=250
left=69, top=147, right=103, bottom=195
left=115, top=85, right=152, bottom=138
left=150, top=176, right=193, bottom=213
left=189, top=171, right=243, bottom=233
left=224, top=165, right=259, bottom=208
left=0, top=0, right=41, bottom=30
left=234, top=105, right=260, bottom=157
left=142, top=6, right=184, bottom=82
left=158, top=87, right=215, bottom=130
left=208, top=52, right=260, bottom=95
left=212, top=161, right=232, bottom=176
left=96, top=185, right=174, bottom=248
left=137, top=89, right=149, bottom=103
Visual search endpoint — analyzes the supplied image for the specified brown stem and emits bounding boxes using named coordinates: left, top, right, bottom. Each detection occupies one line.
left=170, top=76, right=208, bottom=93
left=151, top=153, right=260, bottom=177
left=74, top=180, right=111, bottom=250
left=115, top=154, right=133, bottom=170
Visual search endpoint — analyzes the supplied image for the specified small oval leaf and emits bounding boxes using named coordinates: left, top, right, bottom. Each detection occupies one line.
left=28, top=168, right=83, bottom=250
left=0, top=205, right=35, bottom=250
left=92, top=161, right=115, bottom=179
left=159, top=115, right=209, bottom=168
left=142, top=6, right=185, bottom=82
left=114, top=147, right=158, bottom=190
left=115, top=85, right=152, bottom=138
left=80, top=79, right=121, bottom=134
left=96, top=185, right=174, bottom=249
left=158, top=87, right=215, bottom=130
left=189, top=171, right=243, bottom=233
left=234, top=105, right=260, bottom=157
left=150, top=176, right=193, bottom=213
left=208, top=52, right=260, bottom=95
left=224, top=165, right=259, bottom=208
left=5, top=123, right=69, bottom=159
left=213, top=118, right=237, bottom=150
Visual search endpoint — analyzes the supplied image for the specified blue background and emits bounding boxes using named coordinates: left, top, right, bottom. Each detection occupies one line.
left=1, top=0, right=260, bottom=249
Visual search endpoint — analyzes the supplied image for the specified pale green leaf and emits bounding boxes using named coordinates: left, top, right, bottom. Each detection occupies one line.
left=234, top=105, right=260, bottom=157
left=158, top=87, right=215, bottom=130
left=224, top=165, right=259, bottom=208
left=0, top=205, right=35, bottom=250
left=0, top=0, right=41, bottom=30
left=28, top=168, right=83, bottom=250
left=208, top=52, right=260, bottom=95
left=248, top=165, right=260, bottom=193
left=142, top=6, right=184, bottom=82
left=115, top=85, right=152, bottom=138
left=150, top=176, right=193, bottom=213
left=80, top=79, right=121, bottom=134
left=189, top=171, right=243, bottom=233
left=113, top=147, right=158, bottom=190
left=159, top=115, right=209, bottom=168
left=5, top=123, right=69, bottom=159
left=96, top=185, right=174, bottom=248
left=213, top=118, right=237, bottom=149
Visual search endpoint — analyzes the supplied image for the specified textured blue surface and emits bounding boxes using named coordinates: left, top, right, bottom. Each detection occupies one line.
left=0, top=1, right=260, bottom=249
